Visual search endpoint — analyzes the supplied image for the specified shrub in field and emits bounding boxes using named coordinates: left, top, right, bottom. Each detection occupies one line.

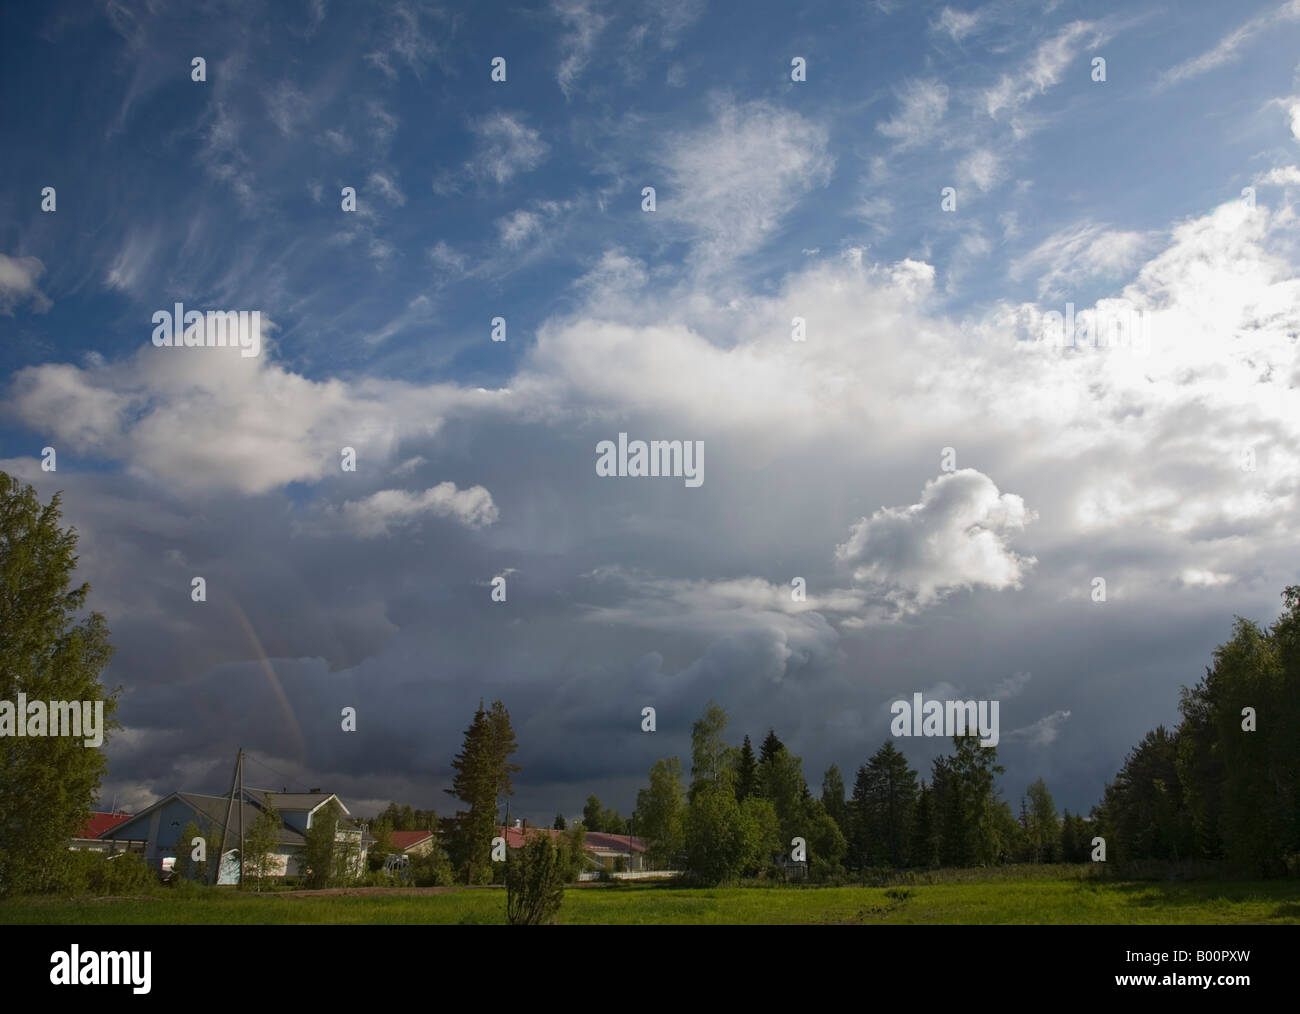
left=505, top=833, right=565, bottom=925
left=408, top=847, right=455, bottom=887
left=44, top=850, right=158, bottom=896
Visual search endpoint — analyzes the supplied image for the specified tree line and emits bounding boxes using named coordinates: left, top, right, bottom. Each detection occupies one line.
left=1090, top=586, right=1300, bottom=875
left=624, top=589, right=1300, bottom=882
left=3, top=471, right=1295, bottom=895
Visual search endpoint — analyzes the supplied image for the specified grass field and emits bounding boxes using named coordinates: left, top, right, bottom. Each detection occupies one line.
left=4, top=867, right=1299, bottom=924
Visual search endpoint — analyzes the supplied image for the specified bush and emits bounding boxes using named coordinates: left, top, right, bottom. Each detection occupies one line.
left=408, top=847, right=454, bottom=887
left=43, top=850, right=159, bottom=896
left=505, top=834, right=566, bottom=925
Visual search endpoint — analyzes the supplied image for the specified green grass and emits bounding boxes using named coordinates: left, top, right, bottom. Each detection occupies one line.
left=4, top=868, right=1299, bottom=924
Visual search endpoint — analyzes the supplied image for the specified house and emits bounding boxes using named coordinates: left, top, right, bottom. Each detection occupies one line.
left=69, top=812, right=137, bottom=852
left=98, top=787, right=373, bottom=882
left=580, top=832, right=650, bottom=872
left=497, top=825, right=654, bottom=875
left=388, top=830, right=437, bottom=857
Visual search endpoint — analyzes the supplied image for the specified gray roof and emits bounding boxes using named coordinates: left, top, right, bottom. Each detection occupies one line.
left=178, top=793, right=307, bottom=848
left=242, top=789, right=341, bottom=813
left=100, top=790, right=372, bottom=848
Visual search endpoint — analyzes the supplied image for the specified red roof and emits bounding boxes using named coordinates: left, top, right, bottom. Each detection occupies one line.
left=75, top=812, right=132, bottom=839
left=389, top=830, right=435, bottom=851
left=583, top=832, right=647, bottom=854
left=497, top=826, right=647, bottom=853
left=499, top=825, right=563, bottom=848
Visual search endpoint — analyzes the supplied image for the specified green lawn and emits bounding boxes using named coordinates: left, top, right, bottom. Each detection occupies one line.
left=4, top=871, right=1299, bottom=924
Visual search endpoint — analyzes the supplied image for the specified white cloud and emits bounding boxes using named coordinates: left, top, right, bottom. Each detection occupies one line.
left=659, top=100, right=833, bottom=272
left=834, top=469, right=1037, bottom=614
left=959, top=148, right=1003, bottom=193
left=428, top=240, right=467, bottom=273
left=468, top=111, right=549, bottom=185
left=553, top=0, right=608, bottom=97
left=337, top=483, right=499, bottom=537
left=877, top=78, right=949, bottom=148
left=1258, top=165, right=1300, bottom=185
left=931, top=6, right=983, bottom=41
left=1005, top=709, right=1071, bottom=746
left=266, top=82, right=311, bottom=136
left=0, top=253, right=51, bottom=314
left=1009, top=222, right=1152, bottom=297
left=497, top=209, right=543, bottom=250
left=1159, top=1, right=1300, bottom=89
left=4, top=344, right=496, bottom=496
left=367, top=171, right=407, bottom=207
left=983, top=21, right=1109, bottom=118
left=993, top=671, right=1033, bottom=698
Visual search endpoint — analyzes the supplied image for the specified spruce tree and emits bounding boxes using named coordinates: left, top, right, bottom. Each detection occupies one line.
left=445, top=699, right=519, bottom=884
left=909, top=781, right=938, bottom=868
left=821, top=764, right=848, bottom=836
left=735, top=735, right=758, bottom=802
left=759, top=728, right=785, bottom=766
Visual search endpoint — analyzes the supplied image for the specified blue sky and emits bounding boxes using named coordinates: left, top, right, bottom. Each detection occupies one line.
left=3, top=0, right=1300, bottom=822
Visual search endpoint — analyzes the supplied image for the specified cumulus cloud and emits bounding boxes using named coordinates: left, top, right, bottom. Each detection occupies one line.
left=335, top=483, right=499, bottom=536
left=4, top=344, right=497, bottom=496
left=834, top=470, right=1037, bottom=615
left=1259, top=165, right=1300, bottom=185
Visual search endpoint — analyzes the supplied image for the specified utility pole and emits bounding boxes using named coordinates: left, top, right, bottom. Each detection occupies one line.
left=237, top=748, right=244, bottom=888
left=215, top=747, right=240, bottom=885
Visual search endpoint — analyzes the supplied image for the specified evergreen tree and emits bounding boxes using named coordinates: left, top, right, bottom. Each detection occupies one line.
left=931, top=754, right=969, bottom=865
left=735, top=735, right=759, bottom=802
left=553, top=812, right=566, bottom=831
left=582, top=794, right=603, bottom=830
left=947, top=734, right=1005, bottom=866
left=909, top=781, right=939, bottom=868
left=758, top=745, right=808, bottom=845
left=852, top=741, right=918, bottom=868
left=821, top=764, right=848, bottom=837
left=1026, top=778, right=1060, bottom=863
left=445, top=700, right=520, bottom=885
left=1060, top=808, right=1079, bottom=863
left=759, top=728, right=785, bottom=766
left=0, top=474, right=119, bottom=897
